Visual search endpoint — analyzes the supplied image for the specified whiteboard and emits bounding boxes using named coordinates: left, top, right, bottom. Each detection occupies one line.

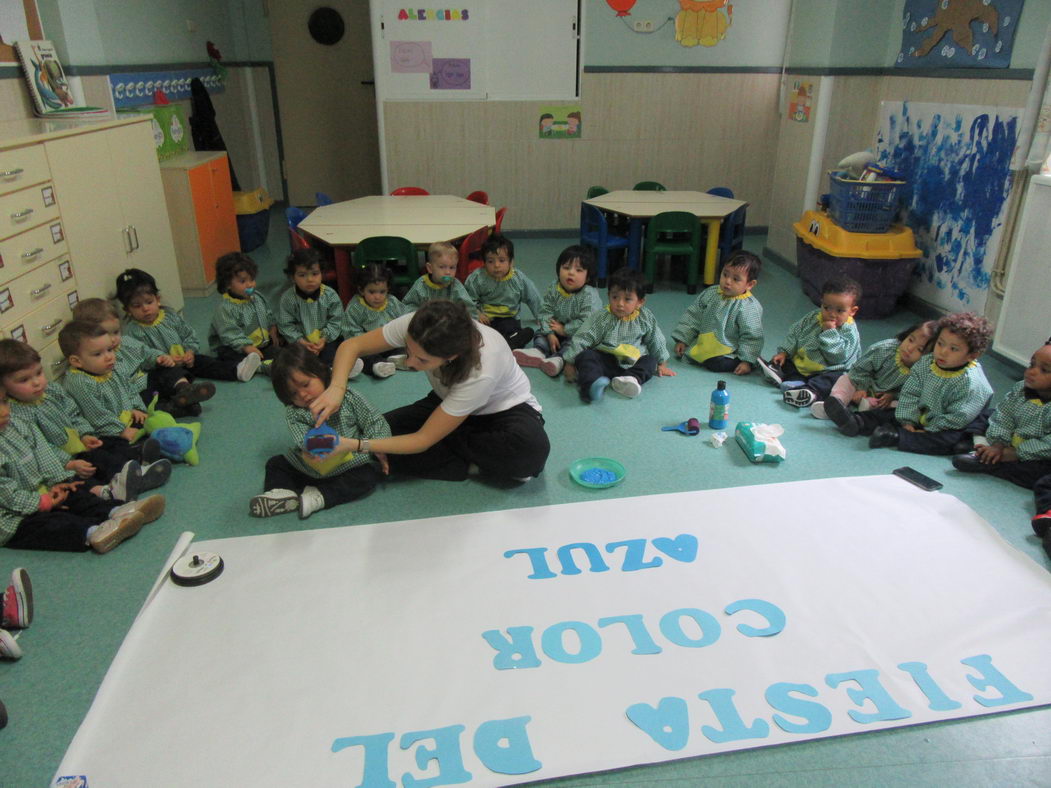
left=373, top=0, right=579, bottom=101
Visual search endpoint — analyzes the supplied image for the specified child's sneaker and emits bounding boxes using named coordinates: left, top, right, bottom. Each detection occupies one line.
left=540, top=356, right=564, bottom=377
left=236, top=353, right=262, bottom=382
left=588, top=376, right=611, bottom=403
left=299, top=486, right=325, bottom=519
left=389, top=354, right=409, bottom=370
left=1031, top=509, right=1051, bottom=538
left=0, top=629, right=21, bottom=660
left=823, top=396, right=860, bottom=437
left=349, top=358, right=364, bottom=378
left=373, top=361, right=396, bottom=378
left=783, top=387, right=816, bottom=408
left=810, top=401, right=828, bottom=419
left=779, top=380, right=805, bottom=392
left=611, top=376, right=642, bottom=398
left=137, top=437, right=162, bottom=465
left=140, top=459, right=172, bottom=491
left=89, top=495, right=165, bottom=553
left=108, top=460, right=143, bottom=502
left=756, top=357, right=783, bottom=386
left=172, top=380, right=215, bottom=408
left=1, top=568, right=32, bottom=629
left=249, top=489, right=299, bottom=517
left=513, top=348, right=546, bottom=368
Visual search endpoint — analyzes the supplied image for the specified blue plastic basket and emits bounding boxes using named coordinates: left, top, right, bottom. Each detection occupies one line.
left=827, top=171, right=904, bottom=234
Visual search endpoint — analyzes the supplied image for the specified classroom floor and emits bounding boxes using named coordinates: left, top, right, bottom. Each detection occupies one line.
left=3, top=209, right=1049, bottom=786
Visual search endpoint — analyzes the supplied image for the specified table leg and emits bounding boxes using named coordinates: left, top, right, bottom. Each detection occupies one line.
left=702, top=219, right=722, bottom=287
left=628, top=217, right=643, bottom=273
left=334, top=247, right=353, bottom=306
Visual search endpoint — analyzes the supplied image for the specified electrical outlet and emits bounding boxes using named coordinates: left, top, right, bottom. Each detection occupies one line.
left=643, top=20, right=654, bottom=32
left=633, top=20, right=645, bottom=32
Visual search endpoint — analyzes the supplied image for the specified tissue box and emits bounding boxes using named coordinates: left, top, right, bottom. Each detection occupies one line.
left=735, top=422, right=786, bottom=464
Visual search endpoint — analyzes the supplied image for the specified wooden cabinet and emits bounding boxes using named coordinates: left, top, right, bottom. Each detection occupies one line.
left=159, top=151, right=239, bottom=296
left=0, top=115, right=184, bottom=377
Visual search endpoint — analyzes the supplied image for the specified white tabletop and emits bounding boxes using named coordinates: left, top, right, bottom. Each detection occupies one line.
left=299, top=195, right=495, bottom=245
left=584, top=190, right=747, bottom=219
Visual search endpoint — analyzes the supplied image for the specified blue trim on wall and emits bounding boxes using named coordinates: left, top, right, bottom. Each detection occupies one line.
left=585, top=65, right=1034, bottom=80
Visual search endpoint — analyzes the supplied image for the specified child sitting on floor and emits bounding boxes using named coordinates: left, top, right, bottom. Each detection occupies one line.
left=402, top=242, right=475, bottom=311
left=513, top=244, right=602, bottom=377
left=249, top=344, right=391, bottom=520
left=276, top=248, right=344, bottom=366
left=562, top=267, right=675, bottom=402
left=866, top=312, right=994, bottom=454
left=209, top=252, right=280, bottom=381
left=952, top=341, right=1051, bottom=553
left=341, top=263, right=408, bottom=379
left=0, top=386, right=165, bottom=554
left=822, top=320, right=936, bottom=433
left=671, top=250, right=764, bottom=376
left=759, top=275, right=862, bottom=408
left=464, top=234, right=542, bottom=350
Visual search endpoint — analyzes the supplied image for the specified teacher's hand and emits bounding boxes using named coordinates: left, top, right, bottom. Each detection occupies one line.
left=310, top=385, right=344, bottom=427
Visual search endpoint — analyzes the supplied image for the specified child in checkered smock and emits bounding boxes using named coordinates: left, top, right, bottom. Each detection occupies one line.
left=276, top=248, right=344, bottom=366
left=464, top=234, right=542, bottom=350
left=208, top=252, right=280, bottom=382
left=341, top=264, right=408, bottom=379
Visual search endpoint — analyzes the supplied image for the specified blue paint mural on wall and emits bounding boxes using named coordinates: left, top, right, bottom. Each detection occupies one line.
left=877, top=101, right=1018, bottom=312
left=896, top=0, right=1024, bottom=69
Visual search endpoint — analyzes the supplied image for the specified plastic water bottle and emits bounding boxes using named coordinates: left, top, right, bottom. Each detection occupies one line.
left=709, top=380, right=730, bottom=430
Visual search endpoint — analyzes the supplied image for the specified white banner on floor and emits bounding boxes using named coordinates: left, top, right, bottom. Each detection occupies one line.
left=54, top=476, right=1051, bottom=787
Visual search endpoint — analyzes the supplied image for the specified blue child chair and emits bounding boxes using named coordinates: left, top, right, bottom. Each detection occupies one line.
left=315, top=192, right=334, bottom=206
left=580, top=203, right=630, bottom=288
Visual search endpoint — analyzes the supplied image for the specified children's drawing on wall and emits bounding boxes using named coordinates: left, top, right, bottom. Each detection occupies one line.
left=677, top=0, right=733, bottom=47
left=896, top=0, right=1024, bottom=69
left=430, top=58, right=471, bottom=90
left=877, top=101, right=1019, bottom=314
left=788, top=81, right=812, bottom=123
left=604, top=0, right=637, bottom=17
left=390, top=41, right=433, bottom=73
left=0, top=0, right=43, bottom=64
left=538, top=106, right=582, bottom=139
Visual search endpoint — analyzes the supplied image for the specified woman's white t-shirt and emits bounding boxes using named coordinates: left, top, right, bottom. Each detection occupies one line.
left=381, top=313, right=541, bottom=417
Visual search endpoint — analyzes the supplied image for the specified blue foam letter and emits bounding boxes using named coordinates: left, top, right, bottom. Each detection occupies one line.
left=625, top=696, right=690, bottom=750
left=724, top=599, right=786, bottom=637
left=897, top=662, right=961, bottom=711
left=541, top=621, right=602, bottom=664
left=961, top=654, right=1034, bottom=707
left=481, top=627, right=541, bottom=670
left=330, top=732, right=396, bottom=788
left=764, top=683, right=832, bottom=734
left=503, top=547, right=556, bottom=579
left=597, top=614, right=663, bottom=655
left=826, top=669, right=912, bottom=724
left=556, top=542, right=610, bottom=575
left=400, top=725, right=471, bottom=788
left=472, top=716, right=542, bottom=775
left=697, top=688, right=770, bottom=743
left=605, top=539, right=663, bottom=571
left=659, top=608, right=721, bottom=648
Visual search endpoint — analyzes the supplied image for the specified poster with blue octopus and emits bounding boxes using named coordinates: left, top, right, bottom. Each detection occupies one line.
left=876, top=101, right=1019, bottom=313
left=895, top=0, right=1024, bottom=69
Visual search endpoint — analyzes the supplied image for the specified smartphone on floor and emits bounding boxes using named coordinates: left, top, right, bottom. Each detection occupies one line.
left=892, top=466, right=943, bottom=491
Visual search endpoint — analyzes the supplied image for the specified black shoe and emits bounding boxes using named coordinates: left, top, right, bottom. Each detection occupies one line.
left=868, top=425, right=899, bottom=449
left=1031, top=509, right=1051, bottom=538
left=824, top=397, right=860, bottom=437
left=951, top=452, right=986, bottom=473
left=134, top=437, right=162, bottom=465
left=1043, top=531, right=1051, bottom=561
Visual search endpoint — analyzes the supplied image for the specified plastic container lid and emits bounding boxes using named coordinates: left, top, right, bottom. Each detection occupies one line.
left=793, top=210, right=920, bottom=260
left=569, top=457, right=626, bottom=489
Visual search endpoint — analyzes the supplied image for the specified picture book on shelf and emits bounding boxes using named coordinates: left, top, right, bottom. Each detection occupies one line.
left=14, top=40, right=107, bottom=118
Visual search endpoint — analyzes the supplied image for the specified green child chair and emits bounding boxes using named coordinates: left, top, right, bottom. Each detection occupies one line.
left=633, top=181, right=667, bottom=191
left=643, top=211, right=702, bottom=294
left=353, top=235, right=419, bottom=292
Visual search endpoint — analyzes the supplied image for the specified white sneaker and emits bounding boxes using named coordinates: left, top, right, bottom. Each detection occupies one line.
left=237, top=353, right=262, bottom=382
left=756, top=357, right=784, bottom=386
left=610, top=376, right=642, bottom=398
left=389, top=353, right=409, bottom=370
left=783, top=387, right=816, bottom=408
left=540, top=356, right=564, bottom=377
left=373, top=361, right=396, bottom=378
left=810, top=401, right=828, bottom=419
left=91, top=495, right=165, bottom=553
left=0, top=629, right=21, bottom=660
left=108, top=460, right=142, bottom=502
left=299, top=485, right=325, bottom=519
left=349, top=358, right=365, bottom=379
left=513, top=348, right=546, bottom=368
left=249, top=489, right=299, bottom=517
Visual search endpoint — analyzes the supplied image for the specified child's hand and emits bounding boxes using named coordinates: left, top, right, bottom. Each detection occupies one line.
left=820, top=317, right=837, bottom=331
left=270, top=326, right=282, bottom=348
left=157, top=354, right=176, bottom=367
left=300, top=450, right=327, bottom=467
left=547, top=333, right=561, bottom=353
left=564, top=362, right=577, bottom=383
left=549, top=319, right=565, bottom=335
left=771, top=352, right=787, bottom=366
left=121, top=426, right=139, bottom=441
left=874, top=392, right=895, bottom=409
left=66, top=459, right=96, bottom=478
left=903, top=423, right=924, bottom=433
left=851, top=389, right=868, bottom=404
left=131, top=409, right=147, bottom=426
left=181, top=350, right=196, bottom=366
left=315, top=337, right=327, bottom=351
left=733, top=361, right=752, bottom=375
left=974, top=444, right=1004, bottom=463
left=657, top=363, right=676, bottom=377
left=81, top=434, right=102, bottom=450
left=674, top=341, right=686, bottom=357
left=244, top=345, right=263, bottom=357
left=47, top=487, right=70, bottom=507
left=477, top=314, right=491, bottom=325
left=374, top=452, right=390, bottom=475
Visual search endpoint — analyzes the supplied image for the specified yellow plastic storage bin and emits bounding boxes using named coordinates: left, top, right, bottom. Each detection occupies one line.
left=232, top=188, right=275, bottom=252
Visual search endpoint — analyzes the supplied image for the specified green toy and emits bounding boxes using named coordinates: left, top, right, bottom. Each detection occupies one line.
left=135, top=394, right=202, bottom=465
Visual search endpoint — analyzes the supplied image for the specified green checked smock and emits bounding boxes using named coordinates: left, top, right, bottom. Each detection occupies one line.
left=342, top=294, right=409, bottom=337
left=562, top=306, right=670, bottom=367
left=895, top=355, right=993, bottom=432
left=8, top=382, right=93, bottom=454
left=537, top=282, right=602, bottom=340
left=985, top=381, right=1051, bottom=461
left=116, top=335, right=153, bottom=394
left=464, top=267, right=543, bottom=326
left=209, top=292, right=276, bottom=351
left=671, top=287, right=764, bottom=365
left=402, top=274, right=475, bottom=310
left=776, top=309, right=860, bottom=375
left=0, top=418, right=71, bottom=544
left=62, top=368, right=142, bottom=437
left=124, top=308, right=202, bottom=357
left=277, top=285, right=344, bottom=345
left=284, top=388, right=391, bottom=478
left=848, top=338, right=912, bottom=394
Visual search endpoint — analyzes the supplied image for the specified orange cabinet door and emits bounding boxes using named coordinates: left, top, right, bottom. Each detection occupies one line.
left=189, top=155, right=238, bottom=282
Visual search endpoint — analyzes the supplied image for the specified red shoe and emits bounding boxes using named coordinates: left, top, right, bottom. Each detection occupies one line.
left=1031, top=509, right=1051, bottom=538
left=1, top=568, right=32, bottom=629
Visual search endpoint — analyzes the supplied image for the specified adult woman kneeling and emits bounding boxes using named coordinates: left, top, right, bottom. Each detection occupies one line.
left=310, top=300, right=550, bottom=482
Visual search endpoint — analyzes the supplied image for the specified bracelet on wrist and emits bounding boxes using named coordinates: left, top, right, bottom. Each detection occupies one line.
left=360, top=438, right=371, bottom=453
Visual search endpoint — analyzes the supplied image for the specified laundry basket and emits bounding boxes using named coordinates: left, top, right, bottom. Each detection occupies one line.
left=233, top=188, right=274, bottom=252
left=826, top=170, right=905, bottom=233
